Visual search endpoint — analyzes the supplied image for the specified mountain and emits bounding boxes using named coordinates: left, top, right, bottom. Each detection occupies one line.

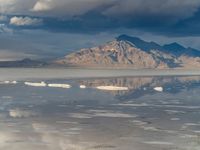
left=117, top=34, right=163, bottom=51
left=55, top=35, right=200, bottom=69
left=163, top=42, right=186, bottom=56
left=0, top=58, right=47, bottom=67
left=117, top=35, right=200, bottom=57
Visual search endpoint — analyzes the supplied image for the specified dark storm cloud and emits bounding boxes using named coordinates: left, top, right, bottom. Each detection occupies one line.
left=169, top=9, right=200, bottom=36
left=1, top=0, right=200, bottom=60
left=1, top=0, right=200, bottom=36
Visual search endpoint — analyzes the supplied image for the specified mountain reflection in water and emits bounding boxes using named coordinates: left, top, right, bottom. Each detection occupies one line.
left=79, top=76, right=200, bottom=99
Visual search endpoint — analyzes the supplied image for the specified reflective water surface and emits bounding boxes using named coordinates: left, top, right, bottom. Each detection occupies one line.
left=1, top=74, right=200, bottom=150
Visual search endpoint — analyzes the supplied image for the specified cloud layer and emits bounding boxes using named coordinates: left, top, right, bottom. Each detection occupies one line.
left=0, top=0, right=200, bottom=59
left=10, top=16, right=42, bottom=26
left=1, top=0, right=200, bottom=18
left=10, top=16, right=43, bottom=26
left=0, top=0, right=199, bottom=36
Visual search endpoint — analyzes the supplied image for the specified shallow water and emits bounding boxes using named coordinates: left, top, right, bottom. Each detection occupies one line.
left=0, top=69, right=200, bottom=150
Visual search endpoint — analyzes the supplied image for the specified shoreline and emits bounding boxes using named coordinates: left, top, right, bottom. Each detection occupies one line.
left=0, top=68, right=200, bottom=81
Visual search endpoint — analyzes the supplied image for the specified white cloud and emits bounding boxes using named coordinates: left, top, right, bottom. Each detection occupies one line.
left=0, top=0, right=16, bottom=13
left=10, top=16, right=43, bottom=26
left=31, top=0, right=115, bottom=17
left=0, top=0, right=199, bottom=20
left=0, top=0, right=37, bottom=14
left=32, top=0, right=52, bottom=12
left=1, top=0, right=200, bottom=26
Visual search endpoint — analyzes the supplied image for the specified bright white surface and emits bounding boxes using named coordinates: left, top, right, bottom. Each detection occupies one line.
left=24, top=81, right=46, bottom=87
left=154, top=87, right=163, bottom=92
left=48, top=83, right=71, bottom=89
left=96, top=86, right=129, bottom=91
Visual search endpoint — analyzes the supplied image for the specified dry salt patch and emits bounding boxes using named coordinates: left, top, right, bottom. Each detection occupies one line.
left=90, top=144, right=116, bottom=149
left=142, top=126, right=161, bottom=132
left=94, top=112, right=136, bottom=118
left=180, top=134, right=198, bottom=138
left=181, top=123, right=200, bottom=130
left=61, top=128, right=82, bottom=135
left=24, top=81, right=46, bottom=87
left=87, top=109, right=109, bottom=113
left=9, top=108, right=36, bottom=118
left=154, top=86, right=163, bottom=92
left=88, top=109, right=137, bottom=118
left=57, top=105, right=68, bottom=107
left=68, top=127, right=82, bottom=131
left=56, top=121, right=78, bottom=124
left=80, top=85, right=86, bottom=89
left=11, top=130, right=21, bottom=133
left=130, top=120, right=148, bottom=126
left=32, top=123, right=61, bottom=134
left=140, top=126, right=176, bottom=134
left=68, top=113, right=93, bottom=119
left=184, top=123, right=200, bottom=126
left=142, top=141, right=174, bottom=146
left=48, top=83, right=71, bottom=89
left=2, top=96, right=13, bottom=99
left=114, top=103, right=149, bottom=107
left=192, top=130, right=200, bottom=134
left=0, top=81, right=17, bottom=84
left=63, top=131, right=80, bottom=135
left=32, top=123, right=51, bottom=131
left=165, top=110, right=186, bottom=115
left=96, top=86, right=129, bottom=91
left=160, top=100, right=181, bottom=105
left=115, top=103, right=200, bottom=109
left=170, top=118, right=180, bottom=121
left=76, top=105, right=85, bottom=108
left=11, top=81, right=17, bottom=84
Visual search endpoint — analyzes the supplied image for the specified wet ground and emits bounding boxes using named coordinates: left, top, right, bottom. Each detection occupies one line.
left=0, top=73, right=200, bottom=150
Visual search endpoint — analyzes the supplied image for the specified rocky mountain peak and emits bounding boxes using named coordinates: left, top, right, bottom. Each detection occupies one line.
left=55, top=35, right=200, bottom=69
left=116, top=34, right=163, bottom=51
left=163, top=42, right=186, bottom=54
left=164, top=42, right=186, bottom=50
left=105, top=40, right=136, bottom=51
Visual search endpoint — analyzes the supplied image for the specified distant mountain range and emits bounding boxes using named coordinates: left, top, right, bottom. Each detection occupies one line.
left=55, top=34, right=200, bottom=69
left=0, top=58, right=47, bottom=68
left=1, top=35, right=200, bottom=69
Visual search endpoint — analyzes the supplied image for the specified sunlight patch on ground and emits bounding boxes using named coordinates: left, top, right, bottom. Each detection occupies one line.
left=48, top=83, right=71, bottom=89
left=96, top=86, right=129, bottom=91
left=24, top=81, right=47, bottom=87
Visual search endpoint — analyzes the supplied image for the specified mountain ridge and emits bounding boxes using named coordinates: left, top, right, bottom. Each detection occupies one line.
left=55, top=34, right=200, bottom=69
left=0, top=58, right=47, bottom=68
left=2, top=35, right=199, bottom=69
left=117, top=35, right=200, bottom=57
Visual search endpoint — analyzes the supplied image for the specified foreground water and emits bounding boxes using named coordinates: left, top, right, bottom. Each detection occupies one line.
left=1, top=69, right=200, bottom=150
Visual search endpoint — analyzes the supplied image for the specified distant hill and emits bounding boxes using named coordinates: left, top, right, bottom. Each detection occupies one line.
left=0, top=58, right=47, bottom=67
left=55, top=35, right=200, bottom=69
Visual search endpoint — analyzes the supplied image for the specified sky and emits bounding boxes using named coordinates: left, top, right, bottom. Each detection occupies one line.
left=1, top=0, right=200, bottom=60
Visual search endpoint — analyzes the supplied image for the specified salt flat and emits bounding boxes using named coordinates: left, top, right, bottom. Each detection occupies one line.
left=0, top=68, right=200, bottom=80
left=0, top=75, right=200, bottom=150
